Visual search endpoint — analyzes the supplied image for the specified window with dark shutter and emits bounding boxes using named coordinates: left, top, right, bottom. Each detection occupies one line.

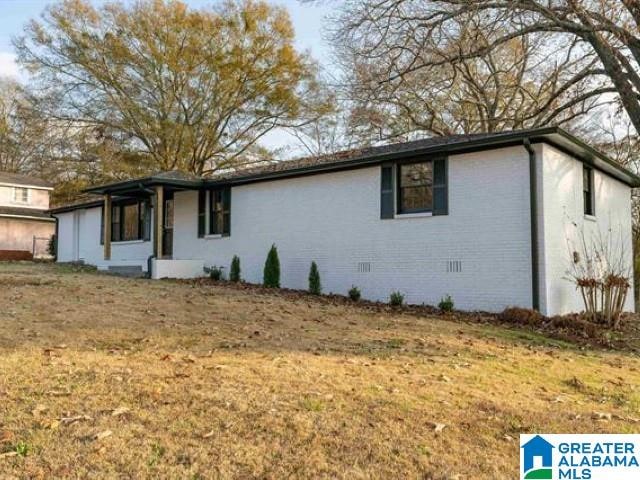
left=110, top=199, right=149, bottom=242
left=197, top=190, right=206, bottom=237
left=583, top=165, right=594, bottom=216
left=209, top=187, right=231, bottom=236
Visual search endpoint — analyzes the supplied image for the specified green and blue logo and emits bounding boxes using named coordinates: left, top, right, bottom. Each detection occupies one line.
left=521, top=435, right=554, bottom=479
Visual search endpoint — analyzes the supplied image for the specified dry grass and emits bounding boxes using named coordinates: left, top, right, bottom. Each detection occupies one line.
left=0, top=262, right=639, bottom=479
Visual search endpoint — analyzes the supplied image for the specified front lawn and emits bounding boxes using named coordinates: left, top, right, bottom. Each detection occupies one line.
left=0, top=263, right=638, bottom=478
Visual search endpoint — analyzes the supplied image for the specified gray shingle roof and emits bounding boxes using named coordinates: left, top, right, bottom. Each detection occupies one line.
left=0, top=172, right=53, bottom=188
left=0, top=206, right=54, bottom=220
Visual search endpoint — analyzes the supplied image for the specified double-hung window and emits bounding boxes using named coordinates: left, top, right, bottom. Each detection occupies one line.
left=397, top=161, right=434, bottom=214
left=208, top=187, right=231, bottom=236
left=110, top=199, right=150, bottom=242
left=13, top=187, right=29, bottom=204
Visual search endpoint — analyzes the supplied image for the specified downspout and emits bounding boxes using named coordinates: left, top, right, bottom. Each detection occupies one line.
left=524, top=139, right=540, bottom=311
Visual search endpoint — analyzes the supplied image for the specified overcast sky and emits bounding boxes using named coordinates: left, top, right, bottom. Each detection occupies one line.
left=0, top=0, right=335, bottom=154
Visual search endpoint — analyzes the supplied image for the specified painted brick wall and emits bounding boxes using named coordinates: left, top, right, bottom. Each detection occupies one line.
left=539, top=144, right=635, bottom=315
left=171, top=146, right=534, bottom=312
left=55, top=207, right=153, bottom=269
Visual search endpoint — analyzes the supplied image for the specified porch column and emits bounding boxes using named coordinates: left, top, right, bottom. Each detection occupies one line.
left=154, top=185, right=164, bottom=258
left=104, top=194, right=111, bottom=260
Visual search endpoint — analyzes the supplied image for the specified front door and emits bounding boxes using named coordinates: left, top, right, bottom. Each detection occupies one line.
left=162, top=192, right=174, bottom=258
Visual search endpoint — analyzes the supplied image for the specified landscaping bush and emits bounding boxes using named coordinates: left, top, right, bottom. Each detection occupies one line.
left=308, top=261, right=321, bottom=295
left=389, top=291, right=404, bottom=306
left=47, top=235, right=57, bottom=258
left=209, top=266, right=224, bottom=281
left=230, top=255, right=241, bottom=282
left=498, top=307, right=544, bottom=326
left=263, top=244, right=280, bottom=288
left=348, top=285, right=361, bottom=302
left=438, top=294, right=454, bottom=312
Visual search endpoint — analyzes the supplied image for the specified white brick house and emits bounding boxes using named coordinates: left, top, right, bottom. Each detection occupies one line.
left=49, top=127, right=640, bottom=315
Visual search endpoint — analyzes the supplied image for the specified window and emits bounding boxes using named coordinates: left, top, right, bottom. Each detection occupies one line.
left=397, top=161, right=433, bottom=214
left=583, top=166, right=594, bottom=216
left=111, top=199, right=150, bottom=242
left=208, top=187, right=230, bottom=236
left=13, top=187, right=29, bottom=204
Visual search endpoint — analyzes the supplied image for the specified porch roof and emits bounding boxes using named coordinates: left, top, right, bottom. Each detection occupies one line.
left=84, top=171, right=203, bottom=195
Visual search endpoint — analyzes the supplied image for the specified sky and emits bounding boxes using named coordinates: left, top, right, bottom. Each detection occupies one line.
left=0, top=0, right=335, bottom=153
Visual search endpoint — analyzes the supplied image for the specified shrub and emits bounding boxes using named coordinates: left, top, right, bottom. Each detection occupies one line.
left=348, top=285, right=361, bottom=302
left=308, top=261, right=321, bottom=295
left=263, top=244, right=280, bottom=288
left=389, top=290, right=404, bottom=306
left=47, top=235, right=57, bottom=258
left=438, top=294, right=454, bottom=312
left=498, top=307, right=544, bottom=326
left=230, top=255, right=241, bottom=282
left=209, top=266, right=224, bottom=281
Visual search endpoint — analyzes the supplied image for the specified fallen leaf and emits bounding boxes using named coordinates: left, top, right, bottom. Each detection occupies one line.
left=0, top=451, right=18, bottom=459
left=60, top=415, right=92, bottom=425
left=93, top=430, right=112, bottom=441
left=111, top=407, right=130, bottom=417
left=202, top=430, right=215, bottom=439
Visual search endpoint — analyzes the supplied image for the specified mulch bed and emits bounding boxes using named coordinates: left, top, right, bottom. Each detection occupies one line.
left=174, top=277, right=640, bottom=353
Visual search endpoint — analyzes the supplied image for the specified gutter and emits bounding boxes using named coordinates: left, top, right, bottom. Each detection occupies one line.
left=524, top=139, right=540, bottom=311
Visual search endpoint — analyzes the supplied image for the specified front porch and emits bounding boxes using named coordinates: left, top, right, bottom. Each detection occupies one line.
left=85, top=172, right=208, bottom=278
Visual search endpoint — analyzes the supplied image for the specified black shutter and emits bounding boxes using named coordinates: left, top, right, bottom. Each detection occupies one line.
left=100, top=205, right=104, bottom=245
left=380, top=164, right=394, bottom=219
left=143, top=200, right=151, bottom=241
left=197, top=190, right=206, bottom=238
left=433, top=158, right=448, bottom=216
left=222, top=187, right=231, bottom=236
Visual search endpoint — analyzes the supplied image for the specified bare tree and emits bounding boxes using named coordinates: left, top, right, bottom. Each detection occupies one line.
left=327, top=0, right=640, bottom=137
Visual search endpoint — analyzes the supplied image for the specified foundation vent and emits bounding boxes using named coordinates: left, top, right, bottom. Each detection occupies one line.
left=446, top=260, right=462, bottom=273
left=357, top=262, right=372, bottom=273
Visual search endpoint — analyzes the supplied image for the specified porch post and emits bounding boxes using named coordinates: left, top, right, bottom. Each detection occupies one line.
left=154, top=185, right=164, bottom=258
left=104, top=194, right=111, bottom=260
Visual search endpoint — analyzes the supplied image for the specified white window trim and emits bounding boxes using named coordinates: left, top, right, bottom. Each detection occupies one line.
left=111, top=239, right=146, bottom=245
left=394, top=212, right=434, bottom=219
left=12, top=187, right=30, bottom=204
left=204, top=234, right=223, bottom=240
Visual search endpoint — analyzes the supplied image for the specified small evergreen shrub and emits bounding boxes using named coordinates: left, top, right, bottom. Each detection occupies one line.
left=263, top=244, right=280, bottom=288
left=210, top=266, right=224, bottom=281
left=47, top=235, right=57, bottom=258
left=308, top=261, right=321, bottom=295
left=348, top=285, right=361, bottom=302
left=230, top=255, right=241, bottom=282
left=389, top=291, right=404, bottom=306
left=438, top=294, right=454, bottom=312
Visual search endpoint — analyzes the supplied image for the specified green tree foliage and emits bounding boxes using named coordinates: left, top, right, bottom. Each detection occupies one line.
left=308, top=261, right=321, bottom=295
left=230, top=255, right=241, bottom=282
left=263, top=244, right=280, bottom=288
left=16, top=0, right=332, bottom=176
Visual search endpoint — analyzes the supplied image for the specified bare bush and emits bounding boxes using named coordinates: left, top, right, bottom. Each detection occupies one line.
left=567, top=228, right=631, bottom=329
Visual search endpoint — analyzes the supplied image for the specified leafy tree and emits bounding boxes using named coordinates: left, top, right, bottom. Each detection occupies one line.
left=308, top=261, right=321, bottom=295
left=15, top=0, right=332, bottom=175
left=263, top=244, right=280, bottom=288
left=230, top=255, right=241, bottom=283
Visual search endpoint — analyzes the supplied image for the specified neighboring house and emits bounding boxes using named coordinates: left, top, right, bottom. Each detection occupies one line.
left=49, top=127, right=640, bottom=315
left=0, top=172, right=55, bottom=259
